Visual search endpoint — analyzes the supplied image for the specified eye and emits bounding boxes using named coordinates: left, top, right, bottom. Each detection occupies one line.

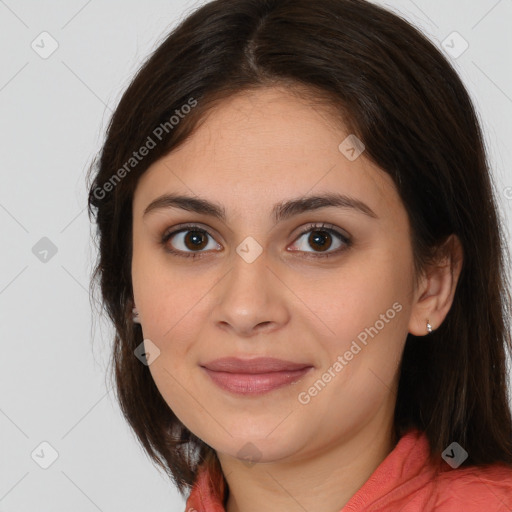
left=160, top=222, right=351, bottom=259
left=288, top=223, right=351, bottom=257
left=161, top=224, right=221, bottom=258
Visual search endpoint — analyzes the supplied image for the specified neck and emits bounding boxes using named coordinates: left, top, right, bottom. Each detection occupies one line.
left=218, top=415, right=397, bottom=512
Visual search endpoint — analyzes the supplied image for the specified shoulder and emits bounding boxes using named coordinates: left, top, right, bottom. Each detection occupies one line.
left=432, top=463, right=512, bottom=511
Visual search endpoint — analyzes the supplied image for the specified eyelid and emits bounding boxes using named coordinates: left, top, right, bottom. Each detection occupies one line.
left=161, top=222, right=221, bottom=243
left=293, top=222, right=350, bottom=241
left=162, top=223, right=192, bottom=237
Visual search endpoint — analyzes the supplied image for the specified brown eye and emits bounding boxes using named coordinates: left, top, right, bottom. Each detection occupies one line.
left=289, top=224, right=351, bottom=257
left=183, top=231, right=209, bottom=250
left=161, top=226, right=222, bottom=257
left=307, top=230, right=333, bottom=252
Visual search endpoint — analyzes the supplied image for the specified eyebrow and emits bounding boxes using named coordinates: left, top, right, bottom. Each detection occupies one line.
left=143, top=192, right=378, bottom=223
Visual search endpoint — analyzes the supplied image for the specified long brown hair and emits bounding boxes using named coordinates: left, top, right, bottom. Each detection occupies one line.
left=87, top=0, right=512, bottom=496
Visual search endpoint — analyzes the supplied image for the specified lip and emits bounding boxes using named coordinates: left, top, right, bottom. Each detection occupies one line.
left=200, top=357, right=314, bottom=396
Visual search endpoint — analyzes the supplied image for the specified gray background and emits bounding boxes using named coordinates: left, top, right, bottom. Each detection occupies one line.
left=1, top=1, right=511, bottom=511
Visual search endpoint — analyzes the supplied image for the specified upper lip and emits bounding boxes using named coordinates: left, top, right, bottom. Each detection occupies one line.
left=201, top=357, right=313, bottom=374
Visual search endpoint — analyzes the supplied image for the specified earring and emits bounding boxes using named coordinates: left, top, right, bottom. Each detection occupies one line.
left=426, top=320, right=433, bottom=334
left=132, top=307, right=141, bottom=324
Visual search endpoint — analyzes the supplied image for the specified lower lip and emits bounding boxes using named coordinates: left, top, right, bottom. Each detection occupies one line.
left=202, top=367, right=313, bottom=395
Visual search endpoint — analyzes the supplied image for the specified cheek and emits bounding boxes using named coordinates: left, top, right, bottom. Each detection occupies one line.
left=136, top=263, right=210, bottom=430
left=132, top=242, right=211, bottom=339
left=293, top=247, right=412, bottom=400
left=294, top=281, right=408, bottom=442
left=133, top=256, right=216, bottom=411
left=289, top=246, right=412, bottom=343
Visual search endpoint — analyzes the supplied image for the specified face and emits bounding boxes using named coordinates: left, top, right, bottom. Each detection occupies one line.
left=131, top=86, right=417, bottom=464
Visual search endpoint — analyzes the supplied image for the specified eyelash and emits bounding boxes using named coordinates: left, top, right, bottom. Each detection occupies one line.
left=160, top=222, right=352, bottom=259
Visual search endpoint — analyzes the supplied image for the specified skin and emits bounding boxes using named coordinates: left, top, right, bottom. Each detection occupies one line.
left=131, top=86, right=463, bottom=512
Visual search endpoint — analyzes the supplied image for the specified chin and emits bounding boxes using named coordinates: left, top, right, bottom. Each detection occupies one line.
left=203, top=424, right=311, bottom=464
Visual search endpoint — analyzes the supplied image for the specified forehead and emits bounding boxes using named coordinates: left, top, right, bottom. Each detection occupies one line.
left=133, top=87, right=403, bottom=223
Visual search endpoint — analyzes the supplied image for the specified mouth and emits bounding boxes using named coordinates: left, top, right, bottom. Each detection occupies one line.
left=200, top=357, right=314, bottom=396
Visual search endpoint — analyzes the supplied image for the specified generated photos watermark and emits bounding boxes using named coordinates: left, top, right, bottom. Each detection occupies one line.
left=297, top=301, right=403, bottom=405
left=93, top=97, right=198, bottom=201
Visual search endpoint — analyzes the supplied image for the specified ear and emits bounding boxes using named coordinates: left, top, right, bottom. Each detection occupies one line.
left=408, top=234, right=464, bottom=336
left=129, top=298, right=141, bottom=324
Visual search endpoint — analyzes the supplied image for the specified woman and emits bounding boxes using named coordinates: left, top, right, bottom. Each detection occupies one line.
left=87, top=0, right=512, bottom=510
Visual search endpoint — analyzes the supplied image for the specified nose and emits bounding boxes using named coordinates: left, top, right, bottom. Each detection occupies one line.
left=211, top=250, right=290, bottom=338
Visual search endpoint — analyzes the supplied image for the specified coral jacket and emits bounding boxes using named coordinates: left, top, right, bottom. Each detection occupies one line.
left=184, top=428, right=512, bottom=511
